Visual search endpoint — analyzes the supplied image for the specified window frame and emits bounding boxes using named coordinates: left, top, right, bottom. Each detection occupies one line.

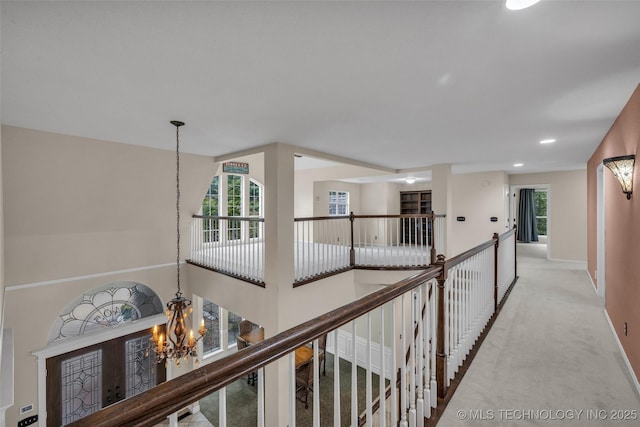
left=329, top=190, right=349, bottom=216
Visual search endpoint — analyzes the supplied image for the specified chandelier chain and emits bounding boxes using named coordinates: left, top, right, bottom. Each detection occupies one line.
left=176, top=124, right=181, bottom=294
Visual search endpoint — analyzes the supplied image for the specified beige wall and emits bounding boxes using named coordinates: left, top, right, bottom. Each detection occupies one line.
left=587, top=84, right=640, bottom=381
left=1, top=126, right=215, bottom=427
left=510, top=170, right=587, bottom=262
left=294, top=164, right=391, bottom=217
left=450, top=171, right=508, bottom=255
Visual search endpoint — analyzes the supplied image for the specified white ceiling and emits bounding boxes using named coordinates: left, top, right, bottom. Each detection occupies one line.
left=2, top=1, right=640, bottom=179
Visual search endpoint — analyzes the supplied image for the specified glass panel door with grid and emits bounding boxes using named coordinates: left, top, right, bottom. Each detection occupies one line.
left=46, top=328, right=165, bottom=426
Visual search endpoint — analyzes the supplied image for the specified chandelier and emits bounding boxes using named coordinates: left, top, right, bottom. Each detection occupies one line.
left=150, top=120, right=207, bottom=367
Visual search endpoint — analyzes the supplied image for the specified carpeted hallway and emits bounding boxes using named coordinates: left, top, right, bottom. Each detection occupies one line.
left=438, top=243, right=640, bottom=426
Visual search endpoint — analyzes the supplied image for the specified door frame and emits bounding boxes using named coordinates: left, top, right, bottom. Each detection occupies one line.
left=33, top=313, right=165, bottom=426
left=509, top=184, right=550, bottom=258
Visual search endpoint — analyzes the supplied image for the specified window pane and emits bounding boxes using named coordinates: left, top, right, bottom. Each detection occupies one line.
left=202, top=299, right=220, bottom=354
left=329, top=190, right=348, bottom=216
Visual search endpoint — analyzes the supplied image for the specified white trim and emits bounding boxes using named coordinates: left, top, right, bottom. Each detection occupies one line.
left=604, top=309, right=640, bottom=398
left=33, top=313, right=166, bottom=359
left=326, top=329, right=393, bottom=380
left=5, top=262, right=176, bottom=291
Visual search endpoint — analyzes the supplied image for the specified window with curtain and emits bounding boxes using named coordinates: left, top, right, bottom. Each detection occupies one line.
left=517, top=188, right=539, bottom=242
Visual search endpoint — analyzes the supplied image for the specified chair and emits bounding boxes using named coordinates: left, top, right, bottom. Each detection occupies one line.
left=236, top=337, right=257, bottom=386
left=239, top=319, right=253, bottom=336
left=295, top=357, right=314, bottom=409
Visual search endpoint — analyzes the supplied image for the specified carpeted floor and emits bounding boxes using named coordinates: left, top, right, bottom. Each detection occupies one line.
left=438, top=243, right=640, bottom=426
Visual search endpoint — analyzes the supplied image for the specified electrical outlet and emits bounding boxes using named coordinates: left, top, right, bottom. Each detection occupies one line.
left=18, top=414, right=38, bottom=427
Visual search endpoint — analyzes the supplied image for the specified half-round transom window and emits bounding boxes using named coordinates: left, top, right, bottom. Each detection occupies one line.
left=49, top=281, right=163, bottom=343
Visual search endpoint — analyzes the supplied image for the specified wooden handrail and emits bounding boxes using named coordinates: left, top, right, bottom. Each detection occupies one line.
left=445, top=239, right=495, bottom=269
left=70, top=267, right=442, bottom=427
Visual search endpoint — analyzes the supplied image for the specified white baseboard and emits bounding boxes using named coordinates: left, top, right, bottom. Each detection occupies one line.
left=326, top=329, right=393, bottom=380
left=604, top=309, right=640, bottom=398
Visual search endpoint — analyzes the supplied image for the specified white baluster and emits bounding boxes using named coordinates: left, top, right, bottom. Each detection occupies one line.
left=333, top=331, right=341, bottom=427
left=351, top=320, right=358, bottom=427
left=257, top=368, right=265, bottom=427
left=380, top=305, right=386, bottom=427
left=400, top=294, right=408, bottom=427
left=289, top=352, right=296, bottom=427
left=430, top=281, right=437, bottom=409
left=391, top=298, right=398, bottom=426
left=366, top=313, right=373, bottom=426
left=409, top=293, right=417, bottom=427
left=219, top=386, right=227, bottom=427
left=416, top=288, right=425, bottom=426
left=313, top=339, right=320, bottom=427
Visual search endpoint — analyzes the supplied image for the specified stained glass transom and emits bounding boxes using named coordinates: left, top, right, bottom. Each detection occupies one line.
left=125, top=334, right=156, bottom=398
left=61, top=350, right=102, bottom=425
left=50, top=281, right=163, bottom=343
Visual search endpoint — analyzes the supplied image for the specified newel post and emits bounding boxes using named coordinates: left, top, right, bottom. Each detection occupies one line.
left=435, top=254, right=448, bottom=398
left=349, top=211, right=355, bottom=267
left=493, top=232, right=499, bottom=313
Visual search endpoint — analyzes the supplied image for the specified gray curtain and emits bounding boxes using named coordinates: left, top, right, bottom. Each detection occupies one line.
left=517, top=188, right=538, bottom=242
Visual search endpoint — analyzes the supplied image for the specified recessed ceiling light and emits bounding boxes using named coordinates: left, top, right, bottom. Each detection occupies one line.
left=513, top=163, right=524, bottom=167
left=540, top=138, right=556, bottom=144
left=405, top=177, right=416, bottom=184
left=505, top=0, right=541, bottom=11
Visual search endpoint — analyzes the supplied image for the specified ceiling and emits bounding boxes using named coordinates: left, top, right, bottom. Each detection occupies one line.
left=2, top=1, right=640, bottom=180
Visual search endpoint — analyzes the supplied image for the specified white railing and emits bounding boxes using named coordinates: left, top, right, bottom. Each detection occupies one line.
left=497, top=230, right=516, bottom=304
left=190, top=215, right=265, bottom=284
left=293, top=215, right=352, bottom=283
left=353, top=216, right=432, bottom=267
left=445, top=246, right=495, bottom=384
left=72, top=228, right=517, bottom=427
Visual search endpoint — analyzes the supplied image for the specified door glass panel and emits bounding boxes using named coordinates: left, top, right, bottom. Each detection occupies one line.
left=125, top=334, right=156, bottom=398
left=61, top=349, right=102, bottom=425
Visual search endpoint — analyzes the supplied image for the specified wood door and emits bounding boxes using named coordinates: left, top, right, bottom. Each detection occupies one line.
left=46, top=328, right=165, bottom=426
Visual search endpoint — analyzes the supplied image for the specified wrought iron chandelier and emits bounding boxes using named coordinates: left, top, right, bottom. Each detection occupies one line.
left=150, top=120, right=207, bottom=367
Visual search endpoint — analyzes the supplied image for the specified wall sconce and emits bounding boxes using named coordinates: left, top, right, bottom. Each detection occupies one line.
left=603, top=155, right=635, bottom=200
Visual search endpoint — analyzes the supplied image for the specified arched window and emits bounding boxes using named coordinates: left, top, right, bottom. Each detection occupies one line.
left=201, top=174, right=263, bottom=241
left=49, top=281, right=163, bottom=343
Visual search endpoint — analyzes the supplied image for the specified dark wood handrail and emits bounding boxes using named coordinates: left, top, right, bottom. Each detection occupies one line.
left=498, top=226, right=516, bottom=241
left=70, top=267, right=442, bottom=427
left=445, top=239, right=496, bottom=269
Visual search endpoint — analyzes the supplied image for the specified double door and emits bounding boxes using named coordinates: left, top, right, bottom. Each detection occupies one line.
left=46, top=327, right=165, bottom=426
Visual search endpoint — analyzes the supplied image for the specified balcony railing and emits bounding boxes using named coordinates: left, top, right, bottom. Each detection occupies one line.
left=71, top=227, right=517, bottom=427
left=189, top=213, right=446, bottom=286
left=189, top=215, right=265, bottom=285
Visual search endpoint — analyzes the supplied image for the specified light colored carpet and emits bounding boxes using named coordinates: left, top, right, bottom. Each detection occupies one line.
left=438, top=243, right=640, bottom=426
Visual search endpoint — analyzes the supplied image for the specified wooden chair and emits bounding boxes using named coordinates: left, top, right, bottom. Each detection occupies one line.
left=295, top=358, right=314, bottom=409
left=236, top=337, right=257, bottom=386
left=239, top=319, right=253, bottom=336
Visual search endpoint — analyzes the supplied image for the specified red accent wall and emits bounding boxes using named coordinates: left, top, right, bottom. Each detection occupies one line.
left=587, top=84, right=640, bottom=380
